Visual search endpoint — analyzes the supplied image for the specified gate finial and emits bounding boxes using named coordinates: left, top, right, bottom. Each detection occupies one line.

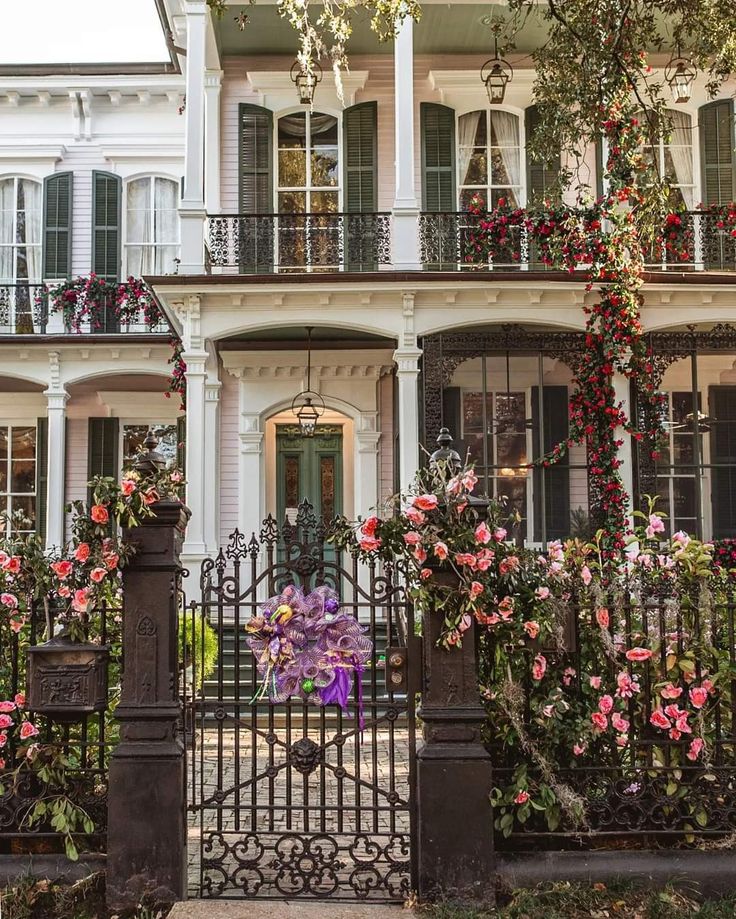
left=134, top=427, right=166, bottom=477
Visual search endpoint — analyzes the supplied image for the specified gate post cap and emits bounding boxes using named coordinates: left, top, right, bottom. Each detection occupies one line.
left=134, top=428, right=167, bottom=477
left=430, top=427, right=462, bottom=473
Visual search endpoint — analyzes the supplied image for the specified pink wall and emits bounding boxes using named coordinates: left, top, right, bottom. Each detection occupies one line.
left=219, top=367, right=240, bottom=545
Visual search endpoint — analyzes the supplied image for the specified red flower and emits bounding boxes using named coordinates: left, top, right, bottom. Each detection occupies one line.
left=91, top=505, right=109, bottom=524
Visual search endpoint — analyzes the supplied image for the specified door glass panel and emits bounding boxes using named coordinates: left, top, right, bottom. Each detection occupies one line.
left=320, top=455, right=336, bottom=519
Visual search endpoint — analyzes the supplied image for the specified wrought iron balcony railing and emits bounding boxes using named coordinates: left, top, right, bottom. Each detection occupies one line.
left=419, top=212, right=534, bottom=271
left=207, top=212, right=392, bottom=273
left=0, top=283, right=169, bottom=335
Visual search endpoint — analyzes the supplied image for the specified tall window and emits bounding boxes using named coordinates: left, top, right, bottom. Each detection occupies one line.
left=656, top=391, right=701, bottom=536
left=461, top=390, right=529, bottom=535
left=458, top=110, right=522, bottom=209
left=643, top=110, right=695, bottom=208
left=0, top=425, right=36, bottom=535
left=277, top=112, right=339, bottom=214
left=124, top=177, right=179, bottom=275
left=0, top=177, right=42, bottom=282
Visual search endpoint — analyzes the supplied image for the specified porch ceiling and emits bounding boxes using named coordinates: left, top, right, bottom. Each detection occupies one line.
left=219, top=325, right=396, bottom=347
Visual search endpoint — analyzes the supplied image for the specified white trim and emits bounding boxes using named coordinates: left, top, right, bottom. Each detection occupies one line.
left=0, top=146, right=66, bottom=162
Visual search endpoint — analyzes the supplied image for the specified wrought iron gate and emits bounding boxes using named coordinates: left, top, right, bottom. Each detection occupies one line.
left=188, top=502, right=418, bottom=900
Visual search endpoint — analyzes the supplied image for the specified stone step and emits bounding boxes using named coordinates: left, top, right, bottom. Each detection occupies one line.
left=169, top=903, right=409, bottom=919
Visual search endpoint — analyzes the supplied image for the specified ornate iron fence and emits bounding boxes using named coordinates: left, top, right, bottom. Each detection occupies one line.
left=0, top=284, right=48, bottom=334
left=481, top=588, right=736, bottom=846
left=0, top=598, right=121, bottom=852
left=207, top=213, right=392, bottom=273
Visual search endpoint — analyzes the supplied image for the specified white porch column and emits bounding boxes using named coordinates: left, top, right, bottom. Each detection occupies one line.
left=183, top=350, right=208, bottom=556
left=355, top=414, right=381, bottom=518
left=239, top=409, right=265, bottom=541
left=203, top=376, right=222, bottom=554
left=613, top=371, right=635, bottom=526
left=204, top=69, right=222, bottom=214
left=391, top=16, right=420, bottom=269
left=394, top=346, right=422, bottom=491
left=44, top=381, right=68, bottom=550
left=179, top=0, right=207, bottom=273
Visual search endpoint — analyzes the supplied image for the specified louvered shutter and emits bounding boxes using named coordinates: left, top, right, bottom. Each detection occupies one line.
left=710, top=387, right=736, bottom=538
left=35, top=417, right=48, bottom=541
left=177, top=415, right=186, bottom=474
left=92, top=171, right=121, bottom=283
left=525, top=106, right=561, bottom=202
left=421, top=103, right=456, bottom=212
left=239, top=104, right=273, bottom=213
left=344, top=102, right=377, bottom=212
left=700, top=100, right=736, bottom=206
left=87, top=418, right=119, bottom=505
left=531, top=386, right=570, bottom=542
left=43, top=173, right=73, bottom=279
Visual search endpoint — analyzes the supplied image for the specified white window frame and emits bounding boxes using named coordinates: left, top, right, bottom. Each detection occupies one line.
left=122, top=174, right=181, bottom=277
left=274, top=108, right=343, bottom=213
left=456, top=107, right=526, bottom=210
left=659, top=389, right=710, bottom=539
left=644, top=109, right=697, bottom=209
left=0, top=420, right=38, bottom=536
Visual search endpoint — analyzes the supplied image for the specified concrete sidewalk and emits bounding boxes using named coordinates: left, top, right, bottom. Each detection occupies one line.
left=169, top=902, right=410, bottom=919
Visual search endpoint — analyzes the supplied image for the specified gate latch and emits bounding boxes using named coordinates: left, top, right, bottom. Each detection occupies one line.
left=385, top=646, right=408, bottom=692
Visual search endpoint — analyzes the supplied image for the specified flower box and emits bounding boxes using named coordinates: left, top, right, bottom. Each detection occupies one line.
left=27, top=635, right=109, bottom=721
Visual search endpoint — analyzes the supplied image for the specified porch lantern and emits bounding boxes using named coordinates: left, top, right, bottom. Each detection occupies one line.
left=290, top=59, right=322, bottom=105
left=480, top=34, right=513, bottom=105
left=665, top=51, right=696, bottom=104
left=291, top=327, right=325, bottom=437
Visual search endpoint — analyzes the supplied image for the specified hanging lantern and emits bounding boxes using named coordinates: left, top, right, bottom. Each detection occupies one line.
left=480, top=33, right=513, bottom=105
left=290, top=59, right=322, bottom=105
left=291, top=327, right=325, bottom=437
left=665, top=51, right=696, bottom=104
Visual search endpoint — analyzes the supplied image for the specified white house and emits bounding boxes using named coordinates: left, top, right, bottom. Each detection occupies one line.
left=1, top=0, right=736, bottom=583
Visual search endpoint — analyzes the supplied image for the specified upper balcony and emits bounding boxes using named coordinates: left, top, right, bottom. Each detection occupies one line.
left=202, top=208, right=736, bottom=275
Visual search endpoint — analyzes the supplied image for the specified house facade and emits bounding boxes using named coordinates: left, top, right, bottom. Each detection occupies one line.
left=2, top=0, right=736, bottom=582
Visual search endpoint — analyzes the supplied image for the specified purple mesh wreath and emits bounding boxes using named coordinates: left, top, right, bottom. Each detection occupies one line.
left=245, top=585, right=372, bottom=728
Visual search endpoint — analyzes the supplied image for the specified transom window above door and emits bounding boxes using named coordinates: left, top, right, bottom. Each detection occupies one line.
left=277, top=112, right=339, bottom=213
left=458, top=110, right=522, bottom=209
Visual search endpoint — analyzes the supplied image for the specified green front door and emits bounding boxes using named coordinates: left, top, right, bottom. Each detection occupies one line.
left=276, top=425, right=343, bottom=522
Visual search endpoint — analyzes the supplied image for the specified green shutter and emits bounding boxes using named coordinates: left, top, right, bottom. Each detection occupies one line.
left=710, top=387, right=736, bottom=538
left=594, top=136, right=605, bottom=199
left=421, top=103, right=456, bottom=212
left=531, top=386, right=570, bottom=541
left=87, top=418, right=119, bottom=504
left=92, top=171, right=121, bottom=283
left=525, top=105, right=561, bottom=202
left=239, top=103, right=273, bottom=213
left=176, top=415, right=186, bottom=473
left=700, top=100, right=736, bottom=206
left=35, top=417, right=48, bottom=541
left=43, top=173, right=73, bottom=279
left=344, top=102, right=377, bottom=213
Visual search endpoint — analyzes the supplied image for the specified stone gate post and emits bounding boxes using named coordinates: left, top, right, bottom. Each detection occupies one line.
left=107, top=441, right=191, bottom=909
left=416, top=430, right=495, bottom=902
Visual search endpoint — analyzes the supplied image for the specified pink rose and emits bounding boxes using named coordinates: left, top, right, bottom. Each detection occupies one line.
left=420, top=568, right=432, bottom=580
left=9, top=615, right=26, bottom=634
left=650, top=710, right=671, bottom=730
left=498, top=596, right=515, bottom=620
left=57, top=585, right=71, bottom=598
left=0, top=714, right=12, bottom=729
left=104, top=553, right=119, bottom=571
left=514, top=791, right=530, bottom=805
left=404, top=506, right=425, bottom=526
left=74, top=543, right=91, bottom=563
left=19, top=721, right=39, bottom=740
left=660, top=683, right=683, bottom=700
left=142, top=488, right=160, bottom=506
left=474, top=522, right=492, bottom=545
left=433, top=541, right=448, bottom=560
left=595, top=607, right=609, bottom=629
left=598, top=694, right=614, bottom=715
left=121, top=478, right=137, bottom=496
left=499, top=556, right=519, bottom=575
left=573, top=743, right=586, bottom=756
left=361, top=516, right=379, bottom=536
left=589, top=675, right=602, bottom=690
left=645, top=514, right=666, bottom=540
left=403, top=531, right=422, bottom=545
left=458, top=614, right=472, bottom=634
left=413, top=546, right=427, bottom=564
left=689, top=686, right=708, bottom=709
left=626, top=647, right=653, bottom=662
left=72, top=588, right=90, bottom=614
left=612, top=713, right=630, bottom=733
left=14, top=693, right=25, bottom=707
left=523, top=620, right=540, bottom=639
left=469, top=581, right=484, bottom=600
left=359, top=536, right=381, bottom=552
left=0, top=701, right=16, bottom=713
left=493, top=527, right=507, bottom=542
left=1, top=556, right=20, bottom=574
left=0, top=593, right=18, bottom=609
left=535, top=586, right=550, bottom=600
left=454, top=553, right=477, bottom=568
left=532, top=654, right=547, bottom=681
left=90, top=567, right=107, bottom=584
left=687, top=737, right=704, bottom=761
left=672, top=530, right=690, bottom=548
left=461, top=469, right=478, bottom=491
left=412, top=494, right=438, bottom=512
left=581, top=565, right=592, bottom=586
left=0, top=733, right=7, bottom=748
left=616, top=671, right=640, bottom=699
left=51, top=560, right=73, bottom=580
left=90, top=504, right=109, bottom=524
left=475, top=549, right=495, bottom=571
left=591, top=712, right=608, bottom=731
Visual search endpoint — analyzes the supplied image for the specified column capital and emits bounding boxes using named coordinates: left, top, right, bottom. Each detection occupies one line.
left=44, top=388, right=69, bottom=410
left=204, top=69, right=224, bottom=88
left=205, top=380, right=222, bottom=401
left=393, top=346, right=422, bottom=373
left=239, top=432, right=264, bottom=455
left=356, top=431, right=381, bottom=454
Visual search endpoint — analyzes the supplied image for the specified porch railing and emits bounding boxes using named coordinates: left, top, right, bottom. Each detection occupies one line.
left=0, top=283, right=170, bottom=335
left=206, top=212, right=392, bottom=273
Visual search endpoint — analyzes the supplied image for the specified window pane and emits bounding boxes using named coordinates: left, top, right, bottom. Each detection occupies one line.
left=279, top=191, right=306, bottom=214
left=278, top=150, right=307, bottom=187
left=310, top=191, right=339, bottom=213
left=463, top=150, right=487, bottom=186
left=0, top=427, right=7, bottom=460
left=311, top=148, right=339, bottom=187
left=12, top=426, right=35, bottom=459
left=490, top=147, right=520, bottom=187
left=126, top=178, right=151, bottom=245
left=673, top=477, right=696, bottom=520
left=461, top=188, right=486, bottom=210
left=311, top=113, right=338, bottom=147
left=12, top=496, right=35, bottom=531
left=496, top=434, right=526, bottom=467
left=278, top=113, right=307, bottom=148
left=491, top=188, right=518, bottom=208
left=11, top=460, right=34, bottom=493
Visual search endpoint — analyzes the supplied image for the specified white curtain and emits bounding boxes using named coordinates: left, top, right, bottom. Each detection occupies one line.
left=126, top=177, right=153, bottom=275
left=0, top=179, right=14, bottom=282
left=153, top=178, right=179, bottom=273
left=22, top=179, right=42, bottom=283
left=490, top=111, right=521, bottom=197
left=458, top=111, right=482, bottom=188
left=668, top=110, right=694, bottom=209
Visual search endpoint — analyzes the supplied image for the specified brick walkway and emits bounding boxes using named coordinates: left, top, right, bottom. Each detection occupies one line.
left=187, top=719, right=413, bottom=900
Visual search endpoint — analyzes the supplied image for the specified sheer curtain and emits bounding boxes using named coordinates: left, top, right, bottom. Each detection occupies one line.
left=491, top=111, right=521, bottom=200
left=153, top=178, right=179, bottom=273
left=669, top=111, right=694, bottom=209
left=0, top=179, right=14, bottom=282
left=126, top=178, right=153, bottom=275
left=458, top=111, right=482, bottom=189
left=22, top=179, right=42, bottom=283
